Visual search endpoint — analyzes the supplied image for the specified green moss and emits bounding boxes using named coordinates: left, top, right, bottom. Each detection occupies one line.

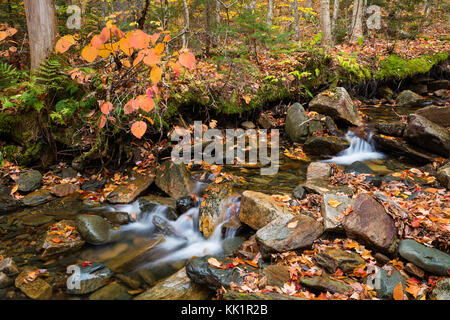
left=375, top=52, right=449, bottom=80
left=0, top=113, right=13, bottom=136
left=2, top=141, right=43, bottom=166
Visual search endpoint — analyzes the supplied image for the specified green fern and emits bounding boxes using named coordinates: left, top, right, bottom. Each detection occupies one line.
left=35, top=58, right=67, bottom=91
left=0, top=61, right=20, bottom=90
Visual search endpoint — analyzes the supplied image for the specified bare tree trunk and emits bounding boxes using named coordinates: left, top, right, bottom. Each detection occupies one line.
left=216, top=0, right=221, bottom=24
left=320, top=0, right=333, bottom=47
left=205, top=0, right=212, bottom=55
left=350, top=0, right=364, bottom=43
left=293, top=0, right=299, bottom=41
left=24, top=0, right=57, bottom=71
left=332, top=0, right=339, bottom=33
left=138, top=0, right=151, bottom=29
left=267, top=0, right=273, bottom=25
left=182, top=0, right=190, bottom=47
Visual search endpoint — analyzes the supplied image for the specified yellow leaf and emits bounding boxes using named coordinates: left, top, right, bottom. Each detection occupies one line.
left=55, top=35, right=76, bottom=54
left=154, top=42, right=165, bottom=55
left=207, top=257, right=224, bottom=269
left=243, top=95, right=251, bottom=104
left=150, top=66, right=162, bottom=84
left=328, top=199, right=342, bottom=208
left=10, top=184, right=18, bottom=195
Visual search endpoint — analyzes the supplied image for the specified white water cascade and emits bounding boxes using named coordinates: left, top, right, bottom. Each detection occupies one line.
left=105, top=195, right=241, bottom=271
left=325, top=131, right=385, bottom=165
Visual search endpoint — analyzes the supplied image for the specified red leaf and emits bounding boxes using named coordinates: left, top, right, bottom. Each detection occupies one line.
left=131, top=121, right=147, bottom=139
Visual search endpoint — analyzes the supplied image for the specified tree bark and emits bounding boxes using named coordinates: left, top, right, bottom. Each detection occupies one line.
left=138, top=0, right=151, bottom=30
left=24, top=0, right=57, bottom=71
left=331, top=0, right=339, bottom=34
left=320, top=0, right=333, bottom=47
left=216, top=0, right=221, bottom=24
left=182, top=0, right=190, bottom=47
left=293, top=0, right=299, bottom=41
left=267, top=0, right=273, bottom=25
left=350, top=0, right=364, bottom=43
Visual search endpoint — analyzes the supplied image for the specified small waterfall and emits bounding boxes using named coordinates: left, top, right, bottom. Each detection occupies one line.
left=325, top=131, right=385, bottom=165
left=103, top=195, right=241, bottom=271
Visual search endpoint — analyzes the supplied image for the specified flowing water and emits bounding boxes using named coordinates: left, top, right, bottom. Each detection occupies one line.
left=325, top=131, right=385, bottom=165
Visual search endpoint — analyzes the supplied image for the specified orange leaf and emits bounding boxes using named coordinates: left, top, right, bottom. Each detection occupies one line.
left=52, top=238, right=62, bottom=243
left=81, top=45, right=98, bottom=63
left=129, top=29, right=150, bottom=50
left=208, top=257, right=224, bottom=269
left=100, top=101, right=113, bottom=115
left=124, top=99, right=138, bottom=115
left=393, top=282, right=404, bottom=300
left=328, top=199, right=342, bottom=208
left=178, top=52, right=196, bottom=69
left=98, top=114, right=107, bottom=129
left=150, top=33, right=160, bottom=45
left=131, top=121, right=147, bottom=139
left=136, top=95, right=155, bottom=112
left=55, top=35, right=76, bottom=54
left=143, top=49, right=161, bottom=66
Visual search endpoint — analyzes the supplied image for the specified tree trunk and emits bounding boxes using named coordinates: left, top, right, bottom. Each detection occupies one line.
left=320, top=0, right=333, bottom=47
left=350, top=0, right=364, bottom=43
left=331, top=0, right=339, bottom=34
left=216, top=0, right=221, bottom=24
left=24, top=0, right=57, bottom=71
left=267, top=0, right=273, bottom=25
left=293, top=0, right=299, bottom=41
left=205, top=0, right=212, bottom=55
left=182, top=0, right=190, bottom=47
left=138, top=0, right=151, bottom=29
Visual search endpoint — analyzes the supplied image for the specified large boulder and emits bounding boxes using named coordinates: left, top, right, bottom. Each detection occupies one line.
left=396, top=90, right=423, bottom=107
left=239, top=190, right=293, bottom=230
left=17, top=170, right=42, bottom=193
left=437, top=162, right=450, bottom=189
left=75, top=214, right=113, bottom=245
left=342, top=193, right=397, bottom=254
left=300, top=179, right=354, bottom=196
left=155, top=161, right=196, bottom=199
left=303, top=136, right=350, bottom=155
left=306, top=162, right=332, bottom=181
left=284, top=103, right=309, bottom=142
left=309, top=87, right=362, bottom=126
left=256, top=214, right=323, bottom=256
left=405, top=114, right=450, bottom=157
left=135, top=267, right=211, bottom=300
left=107, top=174, right=154, bottom=204
left=40, top=220, right=85, bottom=258
left=199, top=183, right=239, bottom=238
left=262, top=265, right=291, bottom=287
left=415, top=105, right=450, bottom=127
left=398, top=239, right=450, bottom=276
left=320, top=194, right=354, bottom=232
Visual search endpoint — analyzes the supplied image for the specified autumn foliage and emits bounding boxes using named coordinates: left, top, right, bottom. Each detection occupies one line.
left=55, top=22, right=196, bottom=139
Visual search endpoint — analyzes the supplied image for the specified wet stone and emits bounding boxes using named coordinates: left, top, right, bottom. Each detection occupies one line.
left=21, top=189, right=54, bottom=207
left=135, top=267, right=211, bottom=300
left=22, top=214, right=54, bottom=227
left=67, top=262, right=113, bottom=295
left=40, top=220, right=85, bottom=258
left=262, top=265, right=291, bottom=287
left=88, top=282, right=131, bottom=300
left=155, top=161, right=195, bottom=199
left=0, top=272, right=12, bottom=289
left=81, top=178, right=107, bottom=191
left=321, top=194, right=354, bottom=232
left=314, top=248, right=364, bottom=274
left=17, top=170, right=42, bottom=193
left=15, top=269, right=52, bottom=300
left=186, top=255, right=258, bottom=290
left=0, top=191, right=20, bottom=215
left=370, top=267, right=406, bottom=299
left=51, top=183, right=80, bottom=197
left=107, top=174, right=155, bottom=204
left=300, top=273, right=353, bottom=294
left=75, top=214, right=113, bottom=245
left=398, top=239, right=450, bottom=276
left=306, top=162, right=332, bottom=181
left=0, top=257, right=19, bottom=276
left=431, top=278, right=450, bottom=300
left=221, top=237, right=245, bottom=256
